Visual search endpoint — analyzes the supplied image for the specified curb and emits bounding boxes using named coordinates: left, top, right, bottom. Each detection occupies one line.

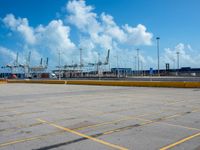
left=6, top=80, right=200, bottom=88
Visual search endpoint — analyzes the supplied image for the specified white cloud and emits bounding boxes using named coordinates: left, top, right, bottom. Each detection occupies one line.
left=67, top=0, right=101, bottom=33
left=2, top=14, right=77, bottom=65
left=0, top=45, right=44, bottom=67
left=3, top=14, right=36, bottom=44
left=35, top=20, right=76, bottom=58
left=21, top=45, right=42, bottom=65
left=101, top=13, right=127, bottom=43
left=1, top=0, right=154, bottom=68
left=66, top=0, right=153, bottom=51
left=0, top=46, right=16, bottom=62
left=123, top=24, right=153, bottom=45
left=0, top=46, right=21, bottom=67
left=163, top=43, right=200, bottom=68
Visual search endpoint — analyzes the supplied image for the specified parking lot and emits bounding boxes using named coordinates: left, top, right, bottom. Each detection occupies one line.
left=0, top=83, right=200, bottom=150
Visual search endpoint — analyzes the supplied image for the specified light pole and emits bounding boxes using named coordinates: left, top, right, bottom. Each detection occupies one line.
left=80, top=48, right=83, bottom=77
left=172, top=58, right=175, bottom=70
left=136, top=48, right=140, bottom=76
left=116, top=54, right=119, bottom=78
left=134, top=56, right=137, bottom=76
left=58, top=50, right=61, bottom=80
left=141, top=60, right=143, bottom=76
left=156, top=37, right=160, bottom=76
left=176, top=51, right=180, bottom=75
left=97, top=53, right=100, bottom=79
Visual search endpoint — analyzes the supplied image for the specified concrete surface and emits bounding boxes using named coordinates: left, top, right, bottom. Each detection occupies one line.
left=0, top=84, right=200, bottom=150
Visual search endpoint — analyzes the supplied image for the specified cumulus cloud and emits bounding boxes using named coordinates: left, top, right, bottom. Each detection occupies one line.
left=3, top=14, right=36, bottom=44
left=2, top=14, right=77, bottom=65
left=66, top=0, right=153, bottom=50
left=163, top=43, right=200, bottom=68
left=0, top=45, right=45, bottom=67
left=1, top=0, right=154, bottom=68
left=0, top=46, right=16, bottom=60
left=123, top=24, right=153, bottom=45
left=0, top=46, right=17, bottom=64
left=67, top=0, right=100, bottom=33
left=35, top=20, right=76, bottom=58
left=101, top=13, right=127, bottom=43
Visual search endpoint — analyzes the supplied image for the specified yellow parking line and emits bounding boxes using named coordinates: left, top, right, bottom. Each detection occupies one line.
left=1, top=110, right=197, bottom=148
left=75, top=112, right=156, bottom=131
left=192, top=108, right=200, bottom=113
left=0, top=131, right=64, bottom=148
left=37, top=118, right=128, bottom=150
left=1, top=111, right=198, bottom=148
left=74, top=110, right=198, bottom=132
left=167, top=100, right=185, bottom=105
left=134, top=116, right=200, bottom=131
left=0, top=112, right=154, bottom=147
left=165, top=114, right=181, bottom=119
left=160, top=132, right=200, bottom=150
left=160, top=122, right=200, bottom=131
left=0, top=137, right=39, bottom=147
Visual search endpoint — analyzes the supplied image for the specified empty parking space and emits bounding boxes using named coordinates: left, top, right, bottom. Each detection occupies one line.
left=0, top=84, right=200, bottom=150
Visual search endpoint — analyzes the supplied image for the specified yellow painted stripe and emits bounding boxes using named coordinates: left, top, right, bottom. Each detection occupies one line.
left=135, top=116, right=200, bottom=131
left=159, top=122, right=200, bottom=131
left=37, top=118, right=128, bottom=150
left=192, top=108, right=200, bottom=113
left=160, top=132, right=200, bottom=150
left=0, top=137, right=39, bottom=147
left=165, top=114, right=181, bottom=119
left=74, top=112, right=160, bottom=131
left=75, top=109, right=199, bottom=132
left=0, top=131, right=65, bottom=148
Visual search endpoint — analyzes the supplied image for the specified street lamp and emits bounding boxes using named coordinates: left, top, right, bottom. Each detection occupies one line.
left=176, top=51, right=180, bottom=75
left=156, top=37, right=160, bottom=76
left=141, top=60, right=143, bottom=76
left=97, top=53, right=100, bottom=79
left=58, top=50, right=61, bottom=80
left=136, top=48, right=140, bottom=76
left=80, top=48, right=83, bottom=77
left=134, top=56, right=137, bottom=76
left=116, top=54, right=119, bottom=78
left=172, top=58, right=175, bottom=70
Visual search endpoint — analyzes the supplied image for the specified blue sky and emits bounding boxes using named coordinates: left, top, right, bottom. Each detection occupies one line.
left=0, top=0, right=200, bottom=70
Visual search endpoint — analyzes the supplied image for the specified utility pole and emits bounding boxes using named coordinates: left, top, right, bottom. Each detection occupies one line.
left=172, top=58, right=175, bottom=70
left=115, top=54, right=119, bottom=78
left=80, top=48, right=83, bottom=77
left=134, top=56, right=137, bottom=76
left=58, top=50, right=61, bottom=80
left=14, top=52, right=19, bottom=75
left=156, top=37, right=160, bottom=76
left=141, top=60, right=143, bottom=76
left=176, top=51, right=180, bottom=75
left=136, top=48, right=140, bottom=76
left=97, top=53, right=100, bottom=78
left=25, top=51, right=31, bottom=78
left=15, top=52, right=19, bottom=66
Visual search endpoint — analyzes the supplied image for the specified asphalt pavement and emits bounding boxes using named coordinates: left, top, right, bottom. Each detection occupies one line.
left=0, top=84, right=200, bottom=150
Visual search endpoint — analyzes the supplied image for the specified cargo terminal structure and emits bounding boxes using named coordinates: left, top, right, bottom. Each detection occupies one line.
left=1, top=49, right=200, bottom=79
left=1, top=65, right=200, bottom=79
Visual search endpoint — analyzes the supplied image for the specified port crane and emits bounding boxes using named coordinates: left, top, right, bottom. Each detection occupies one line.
left=88, top=49, right=110, bottom=67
